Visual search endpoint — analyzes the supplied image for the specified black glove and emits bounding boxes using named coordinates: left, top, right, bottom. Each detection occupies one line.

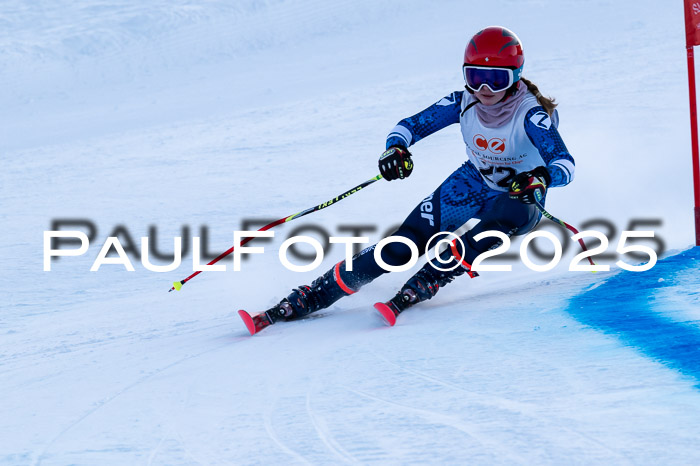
left=379, top=146, right=413, bottom=181
left=509, top=166, right=550, bottom=204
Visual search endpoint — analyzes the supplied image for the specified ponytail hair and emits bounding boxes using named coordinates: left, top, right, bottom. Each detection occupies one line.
left=521, top=77, right=557, bottom=116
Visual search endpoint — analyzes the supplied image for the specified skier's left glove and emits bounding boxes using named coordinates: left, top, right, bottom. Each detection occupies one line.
left=509, top=166, right=550, bottom=204
left=379, top=146, right=413, bottom=181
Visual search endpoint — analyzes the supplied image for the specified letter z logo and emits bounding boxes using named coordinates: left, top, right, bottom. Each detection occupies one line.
left=436, top=93, right=456, bottom=106
left=529, top=111, right=551, bottom=130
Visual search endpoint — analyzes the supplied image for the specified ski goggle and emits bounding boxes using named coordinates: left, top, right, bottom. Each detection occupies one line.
left=462, top=65, right=523, bottom=93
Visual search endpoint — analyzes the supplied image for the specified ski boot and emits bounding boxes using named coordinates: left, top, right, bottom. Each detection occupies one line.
left=375, top=255, right=476, bottom=326
left=239, top=264, right=354, bottom=335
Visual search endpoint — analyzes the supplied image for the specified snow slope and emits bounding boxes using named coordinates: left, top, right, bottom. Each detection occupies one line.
left=2, top=0, right=700, bottom=464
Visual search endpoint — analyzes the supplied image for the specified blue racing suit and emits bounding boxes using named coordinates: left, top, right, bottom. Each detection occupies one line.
left=337, top=87, right=575, bottom=295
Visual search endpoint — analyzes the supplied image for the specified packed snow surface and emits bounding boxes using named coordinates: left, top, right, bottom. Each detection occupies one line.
left=2, top=1, right=700, bottom=464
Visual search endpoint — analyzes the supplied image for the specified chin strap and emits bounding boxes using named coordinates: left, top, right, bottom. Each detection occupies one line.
left=460, top=98, right=480, bottom=116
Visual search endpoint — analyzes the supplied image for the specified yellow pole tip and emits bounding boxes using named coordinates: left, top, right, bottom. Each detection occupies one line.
left=173, top=281, right=183, bottom=291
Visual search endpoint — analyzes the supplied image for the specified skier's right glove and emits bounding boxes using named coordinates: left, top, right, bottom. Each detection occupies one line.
left=509, top=166, right=550, bottom=205
left=379, top=146, right=413, bottom=181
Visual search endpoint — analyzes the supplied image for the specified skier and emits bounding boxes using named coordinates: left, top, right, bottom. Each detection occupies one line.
left=244, top=25, right=575, bottom=332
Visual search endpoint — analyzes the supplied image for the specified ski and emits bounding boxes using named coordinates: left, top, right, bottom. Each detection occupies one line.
left=238, top=310, right=275, bottom=335
left=374, top=301, right=401, bottom=326
left=374, top=290, right=418, bottom=326
left=241, top=292, right=414, bottom=334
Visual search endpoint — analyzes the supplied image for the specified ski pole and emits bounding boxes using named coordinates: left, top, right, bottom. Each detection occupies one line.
left=533, top=196, right=595, bottom=266
left=169, top=174, right=383, bottom=292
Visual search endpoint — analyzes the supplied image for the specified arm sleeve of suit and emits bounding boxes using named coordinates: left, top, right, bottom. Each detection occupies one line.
left=386, top=91, right=463, bottom=150
left=523, top=107, right=575, bottom=188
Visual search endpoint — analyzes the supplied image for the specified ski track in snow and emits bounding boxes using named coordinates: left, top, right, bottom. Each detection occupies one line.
left=365, top=348, right=632, bottom=465
left=305, top=386, right=359, bottom=465
left=263, top=400, right=314, bottom=465
left=31, top=324, right=242, bottom=466
left=345, top=386, right=526, bottom=464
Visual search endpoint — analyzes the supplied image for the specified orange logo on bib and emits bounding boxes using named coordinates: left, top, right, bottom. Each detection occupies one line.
left=473, top=134, right=506, bottom=154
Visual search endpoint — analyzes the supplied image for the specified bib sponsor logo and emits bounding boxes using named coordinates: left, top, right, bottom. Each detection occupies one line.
left=473, top=134, right=506, bottom=154
left=488, top=138, right=505, bottom=154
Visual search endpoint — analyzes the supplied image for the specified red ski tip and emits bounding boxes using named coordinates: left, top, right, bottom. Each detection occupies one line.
left=374, top=302, right=397, bottom=326
left=238, top=310, right=257, bottom=335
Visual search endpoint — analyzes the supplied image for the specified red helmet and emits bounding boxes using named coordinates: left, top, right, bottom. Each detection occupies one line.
left=464, top=26, right=524, bottom=69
